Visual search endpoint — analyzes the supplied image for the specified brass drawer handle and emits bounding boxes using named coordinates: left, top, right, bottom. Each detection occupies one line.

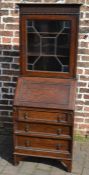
left=25, top=125, right=29, bottom=132
left=56, top=144, right=61, bottom=150
left=25, top=140, right=30, bottom=147
left=57, top=129, right=62, bottom=135
left=24, top=113, right=28, bottom=120
left=57, top=116, right=65, bottom=123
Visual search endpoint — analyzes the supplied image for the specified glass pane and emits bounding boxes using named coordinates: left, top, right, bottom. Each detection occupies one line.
left=34, top=56, right=62, bottom=72
left=26, top=20, right=71, bottom=73
left=42, top=38, right=55, bottom=55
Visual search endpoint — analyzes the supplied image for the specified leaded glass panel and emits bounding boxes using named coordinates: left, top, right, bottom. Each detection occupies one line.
left=26, top=20, right=71, bottom=73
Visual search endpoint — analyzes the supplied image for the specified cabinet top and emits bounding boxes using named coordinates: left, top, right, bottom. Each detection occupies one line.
left=17, top=3, right=82, bottom=7
left=17, top=3, right=82, bottom=15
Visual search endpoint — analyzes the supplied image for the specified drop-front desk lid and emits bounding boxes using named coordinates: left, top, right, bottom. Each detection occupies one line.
left=14, top=77, right=76, bottom=110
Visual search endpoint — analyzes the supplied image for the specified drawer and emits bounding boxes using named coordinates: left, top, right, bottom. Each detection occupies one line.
left=15, top=149, right=71, bottom=159
left=16, top=136, right=70, bottom=152
left=17, top=109, right=73, bottom=124
left=15, top=122, right=71, bottom=137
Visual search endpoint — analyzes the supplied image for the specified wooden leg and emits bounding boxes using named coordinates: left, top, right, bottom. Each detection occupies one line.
left=62, top=160, right=72, bottom=172
left=13, top=155, right=20, bottom=166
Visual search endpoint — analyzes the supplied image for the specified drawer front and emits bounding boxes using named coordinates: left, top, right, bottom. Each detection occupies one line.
left=16, top=122, right=71, bottom=137
left=15, top=149, right=71, bottom=159
left=16, top=136, right=70, bottom=152
left=17, top=109, right=72, bottom=124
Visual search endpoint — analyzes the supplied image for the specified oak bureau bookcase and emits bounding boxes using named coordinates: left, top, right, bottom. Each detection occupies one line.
left=13, top=3, right=81, bottom=172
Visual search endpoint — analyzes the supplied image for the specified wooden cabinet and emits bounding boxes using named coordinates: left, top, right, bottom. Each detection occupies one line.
left=13, top=3, right=81, bottom=172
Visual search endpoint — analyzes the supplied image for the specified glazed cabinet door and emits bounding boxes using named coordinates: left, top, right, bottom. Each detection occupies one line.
left=20, top=15, right=78, bottom=78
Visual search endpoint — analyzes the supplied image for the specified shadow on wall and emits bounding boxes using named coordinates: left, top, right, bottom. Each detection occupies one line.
left=0, top=44, right=20, bottom=134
